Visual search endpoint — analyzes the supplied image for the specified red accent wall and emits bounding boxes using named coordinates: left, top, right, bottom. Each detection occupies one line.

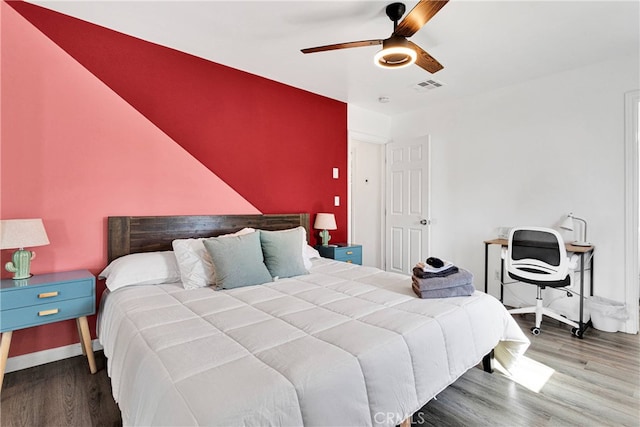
left=8, top=1, right=348, bottom=237
left=1, top=1, right=347, bottom=357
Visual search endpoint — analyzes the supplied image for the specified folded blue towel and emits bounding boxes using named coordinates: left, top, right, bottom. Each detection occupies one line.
left=412, top=268, right=473, bottom=291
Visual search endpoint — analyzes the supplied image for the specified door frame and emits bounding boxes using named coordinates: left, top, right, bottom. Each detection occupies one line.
left=624, top=90, right=639, bottom=334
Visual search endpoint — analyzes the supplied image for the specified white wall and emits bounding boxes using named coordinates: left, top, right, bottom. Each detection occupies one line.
left=348, top=104, right=391, bottom=143
left=390, top=55, right=639, bottom=331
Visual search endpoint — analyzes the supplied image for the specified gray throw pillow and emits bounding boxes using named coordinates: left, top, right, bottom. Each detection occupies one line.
left=260, top=228, right=309, bottom=279
left=203, top=232, right=272, bottom=289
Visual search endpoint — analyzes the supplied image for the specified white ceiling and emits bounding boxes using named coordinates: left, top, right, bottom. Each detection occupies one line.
left=29, top=0, right=640, bottom=116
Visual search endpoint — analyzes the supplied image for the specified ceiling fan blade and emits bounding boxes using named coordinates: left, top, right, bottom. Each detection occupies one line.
left=301, top=39, right=382, bottom=54
left=393, top=0, right=449, bottom=38
left=409, top=41, right=444, bottom=73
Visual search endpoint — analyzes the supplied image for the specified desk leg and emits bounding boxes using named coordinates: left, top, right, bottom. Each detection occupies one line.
left=500, top=258, right=504, bottom=303
left=587, top=251, right=594, bottom=331
left=578, top=253, right=585, bottom=338
left=484, top=243, right=489, bottom=294
left=76, top=317, right=97, bottom=374
left=590, top=252, right=594, bottom=296
left=0, top=331, right=13, bottom=392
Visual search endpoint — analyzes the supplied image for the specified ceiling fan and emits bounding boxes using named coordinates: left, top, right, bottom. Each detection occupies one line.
left=301, top=0, right=449, bottom=74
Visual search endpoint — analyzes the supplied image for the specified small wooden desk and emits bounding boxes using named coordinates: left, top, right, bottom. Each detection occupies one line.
left=483, top=238, right=595, bottom=337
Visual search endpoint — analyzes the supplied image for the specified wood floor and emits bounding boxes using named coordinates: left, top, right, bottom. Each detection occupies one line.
left=415, top=315, right=640, bottom=426
left=0, top=350, right=120, bottom=427
left=1, top=314, right=638, bottom=426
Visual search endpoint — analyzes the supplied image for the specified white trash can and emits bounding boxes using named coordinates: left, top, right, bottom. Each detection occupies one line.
left=587, top=296, right=627, bottom=332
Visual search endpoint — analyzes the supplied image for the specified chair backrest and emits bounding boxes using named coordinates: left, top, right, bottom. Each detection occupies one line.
left=506, top=226, right=569, bottom=283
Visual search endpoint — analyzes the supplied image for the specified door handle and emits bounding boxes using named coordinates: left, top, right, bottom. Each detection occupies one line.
left=420, top=219, right=429, bottom=225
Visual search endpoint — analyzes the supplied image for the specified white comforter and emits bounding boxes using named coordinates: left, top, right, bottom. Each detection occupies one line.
left=98, top=258, right=529, bottom=426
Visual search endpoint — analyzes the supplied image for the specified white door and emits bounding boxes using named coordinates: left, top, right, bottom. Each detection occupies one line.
left=385, top=136, right=431, bottom=275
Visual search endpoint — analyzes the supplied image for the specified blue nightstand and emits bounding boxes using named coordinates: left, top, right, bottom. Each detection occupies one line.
left=316, top=244, right=363, bottom=265
left=0, top=270, right=96, bottom=391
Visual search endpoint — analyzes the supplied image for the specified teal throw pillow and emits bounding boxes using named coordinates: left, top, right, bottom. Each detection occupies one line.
left=260, top=228, right=309, bottom=279
left=203, top=232, right=272, bottom=289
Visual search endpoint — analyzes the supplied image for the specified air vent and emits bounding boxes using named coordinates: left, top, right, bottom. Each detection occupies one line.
left=412, top=79, right=445, bottom=92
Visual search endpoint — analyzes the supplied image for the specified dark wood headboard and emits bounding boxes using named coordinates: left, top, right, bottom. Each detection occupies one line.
left=108, top=213, right=310, bottom=263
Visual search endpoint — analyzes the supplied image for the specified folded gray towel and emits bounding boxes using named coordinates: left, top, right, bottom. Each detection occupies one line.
left=412, top=268, right=473, bottom=291
left=412, top=282, right=475, bottom=299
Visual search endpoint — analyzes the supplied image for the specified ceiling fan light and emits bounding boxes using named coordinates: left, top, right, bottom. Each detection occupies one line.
left=374, top=46, right=417, bottom=69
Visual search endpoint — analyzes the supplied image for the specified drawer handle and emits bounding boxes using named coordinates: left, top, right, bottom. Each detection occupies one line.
left=346, top=251, right=353, bottom=255
left=38, top=291, right=59, bottom=299
left=346, top=260, right=353, bottom=263
left=38, top=308, right=59, bottom=317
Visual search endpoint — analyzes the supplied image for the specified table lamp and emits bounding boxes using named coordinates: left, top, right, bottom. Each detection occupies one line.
left=0, top=219, right=50, bottom=279
left=560, top=213, right=590, bottom=246
left=314, top=213, right=337, bottom=246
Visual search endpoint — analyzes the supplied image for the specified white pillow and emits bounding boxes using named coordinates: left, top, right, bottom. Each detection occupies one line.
left=172, top=227, right=255, bottom=289
left=305, top=244, right=320, bottom=262
left=98, top=251, right=181, bottom=291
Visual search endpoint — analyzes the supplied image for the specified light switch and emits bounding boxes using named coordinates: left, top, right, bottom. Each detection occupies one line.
left=332, top=168, right=339, bottom=179
left=334, top=196, right=340, bottom=206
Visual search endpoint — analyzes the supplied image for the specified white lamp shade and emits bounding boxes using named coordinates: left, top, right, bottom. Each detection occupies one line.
left=0, top=219, right=50, bottom=249
left=559, top=215, right=574, bottom=231
left=314, top=213, right=337, bottom=230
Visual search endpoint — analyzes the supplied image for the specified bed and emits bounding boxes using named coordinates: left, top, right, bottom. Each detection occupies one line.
left=98, top=214, right=529, bottom=426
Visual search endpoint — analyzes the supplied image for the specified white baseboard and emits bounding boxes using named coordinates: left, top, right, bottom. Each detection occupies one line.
left=5, top=339, right=103, bottom=373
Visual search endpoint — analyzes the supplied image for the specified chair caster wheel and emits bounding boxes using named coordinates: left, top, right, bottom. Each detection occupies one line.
left=530, top=327, right=541, bottom=335
left=572, top=327, right=583, bottom=338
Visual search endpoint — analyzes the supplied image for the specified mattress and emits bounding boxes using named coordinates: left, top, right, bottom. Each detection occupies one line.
left=98, top=258, right=529, bottom=426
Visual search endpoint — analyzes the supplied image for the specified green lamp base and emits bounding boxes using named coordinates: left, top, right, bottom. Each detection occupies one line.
left=5, top=248, right=35, bottom=280
left=320, top=229, right=332, bottom=247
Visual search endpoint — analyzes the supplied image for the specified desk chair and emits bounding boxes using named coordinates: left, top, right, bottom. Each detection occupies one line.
left=507, top=226, right=581, bottom=336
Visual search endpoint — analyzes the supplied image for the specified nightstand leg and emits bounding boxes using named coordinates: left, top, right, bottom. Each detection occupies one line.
left=0, top=331, right=13, bottom=392
left=77, top=321, right=87, bottom=356
left=76, top=317, right=97, bottom=374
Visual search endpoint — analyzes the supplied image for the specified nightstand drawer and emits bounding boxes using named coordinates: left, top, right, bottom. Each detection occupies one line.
left=333, top=247, right=362, bottom=263
left=316, top=244, right=363, bottom=265
left=0, top=296, right=94, bottom=332
left=0, top=279, right=94, bottom=310
left=334, top=253, right=362, bottom=264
